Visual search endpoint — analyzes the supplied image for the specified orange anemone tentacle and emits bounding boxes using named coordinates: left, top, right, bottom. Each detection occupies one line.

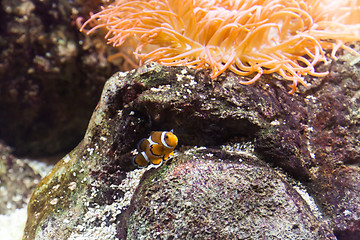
left=81, top=0, right=360, bottom=93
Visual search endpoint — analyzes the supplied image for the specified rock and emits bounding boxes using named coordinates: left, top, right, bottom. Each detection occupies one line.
left=124, top=148, right=335, bottom=239
left=0, top=143, right=52, bottom=240
left=23, top=52, right=360, bottom=239
left=0, top=0, right=119, bottom=157
left=0, top=143, right=42, bottom=215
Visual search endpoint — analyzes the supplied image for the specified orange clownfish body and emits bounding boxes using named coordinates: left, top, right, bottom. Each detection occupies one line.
left=132, top=130, right=178, bottom=168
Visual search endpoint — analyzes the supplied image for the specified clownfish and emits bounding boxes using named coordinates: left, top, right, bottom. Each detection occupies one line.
left=132, top=130, right=178, bottom=168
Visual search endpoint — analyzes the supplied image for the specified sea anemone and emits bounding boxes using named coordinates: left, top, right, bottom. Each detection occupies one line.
left=81, top=0, right=360, bottom=93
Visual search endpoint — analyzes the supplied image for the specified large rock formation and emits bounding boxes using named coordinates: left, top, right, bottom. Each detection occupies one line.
left=23, top=55, right=360, bottom=239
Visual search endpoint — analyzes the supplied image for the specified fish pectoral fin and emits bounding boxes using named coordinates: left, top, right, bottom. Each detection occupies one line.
left=151, top=158, right=163, bottom=165
left=163, top=154, right=170, bottom=161
left=163, top=151, right=175, bottom=161
left=150, top=144, right=163, bottom=156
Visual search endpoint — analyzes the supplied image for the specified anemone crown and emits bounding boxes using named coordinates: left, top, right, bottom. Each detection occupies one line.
left=82, top=0, right=360, bottom=93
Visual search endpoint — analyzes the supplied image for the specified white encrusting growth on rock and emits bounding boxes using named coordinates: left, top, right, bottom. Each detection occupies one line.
left=67, top=167, right=148, bottom=240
